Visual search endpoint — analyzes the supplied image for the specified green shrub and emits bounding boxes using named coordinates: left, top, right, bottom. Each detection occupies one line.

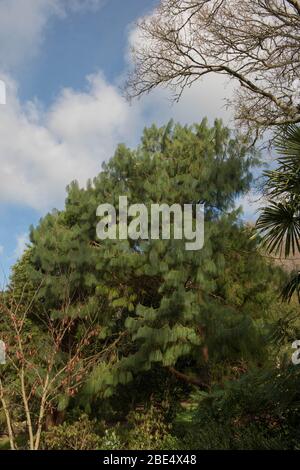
left=99, top=429, right=122, bottom=450
left=42, top=415, right=103, bottom=450
left=42, top=414, right=124, bottom=450
left=126, top=403, right=171, bottom=450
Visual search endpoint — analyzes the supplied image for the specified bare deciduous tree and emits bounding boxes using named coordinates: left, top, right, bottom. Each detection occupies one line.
left=0, top=289, right=103, bottom=450
left=126, top=0, right=300, bottom=136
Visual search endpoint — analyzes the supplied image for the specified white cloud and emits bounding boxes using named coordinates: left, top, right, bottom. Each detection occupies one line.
left=0, top=0, right=106, bottom=71
left=237, top=191, right=264, bottom=222
left=0, top=68, right=237, bottom=213
left=0, top=246, right=4, bottom=256
left=136, top=76, right=234, bottom=127
left=0, top=73, right=141, bottom=211
left=125, top=19, right=234, bottom=125
left=13, top=233, right=29, bottom=260
left=0, top=0, right=58, bottom=71
left=0, top=4, right=246, bottom=218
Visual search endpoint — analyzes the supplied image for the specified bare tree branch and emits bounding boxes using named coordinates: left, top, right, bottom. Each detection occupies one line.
left=126, top=0, right=300, bottom=136
left=0, top=289, right=107, bottom=450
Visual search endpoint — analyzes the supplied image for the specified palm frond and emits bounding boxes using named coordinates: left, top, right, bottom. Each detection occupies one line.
left=275, top=125, right=300, bottom=162
left=256, top=124, right=300, bottom=303
left=256, top=201, right=300, bottom=257
left=282, top=271, right=300, bottom=303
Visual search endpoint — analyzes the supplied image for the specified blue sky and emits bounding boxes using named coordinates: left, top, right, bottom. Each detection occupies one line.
left=0, top=0, right=258, bottom=287
left=19, top=0, right=158, bottom=103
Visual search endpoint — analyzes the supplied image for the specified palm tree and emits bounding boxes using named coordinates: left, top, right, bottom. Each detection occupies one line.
left=256, top=125, right=300, bottom=302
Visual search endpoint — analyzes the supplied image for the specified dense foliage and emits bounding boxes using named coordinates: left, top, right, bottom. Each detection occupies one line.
left=1, top=120, right=299, bottom=450
left=256, top=125, right=300, bottom=302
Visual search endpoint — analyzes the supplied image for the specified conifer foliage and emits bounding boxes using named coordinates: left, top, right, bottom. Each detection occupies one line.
left=8, top=119, right=281, bottom=404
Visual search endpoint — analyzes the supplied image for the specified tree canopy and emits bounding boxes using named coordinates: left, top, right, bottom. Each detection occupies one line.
left=2, top=119, right=296, bottom=449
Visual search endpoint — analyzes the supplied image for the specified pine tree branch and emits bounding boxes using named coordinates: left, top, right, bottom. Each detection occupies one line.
left=168, top=367, right=209, bottom=390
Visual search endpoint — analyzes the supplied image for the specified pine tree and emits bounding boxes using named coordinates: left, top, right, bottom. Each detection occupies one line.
left=10, top=119, right=282, bottom=399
